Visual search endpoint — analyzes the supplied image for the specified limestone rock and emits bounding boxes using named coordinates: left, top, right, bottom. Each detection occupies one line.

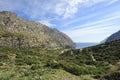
left=0, top=11, right=75, bottom=49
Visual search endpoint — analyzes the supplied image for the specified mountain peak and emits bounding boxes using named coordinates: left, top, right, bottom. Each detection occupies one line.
left=0, top=11, right=17, bottom=17
left=0, top=11, right=75, bottom=49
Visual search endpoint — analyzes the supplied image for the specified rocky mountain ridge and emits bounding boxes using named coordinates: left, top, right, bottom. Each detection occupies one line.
left=0, top=11, right=75, bottom=49
left=106, top=30, right=120, bottom=42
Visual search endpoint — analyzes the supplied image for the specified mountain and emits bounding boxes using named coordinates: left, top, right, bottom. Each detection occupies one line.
left=106, top=30, right=120, bottom=42
left=100, top=38, right=107, bottom=44
left=0, top=11, right=75, bottom=49
left=75, top=42, right=98, bottom=49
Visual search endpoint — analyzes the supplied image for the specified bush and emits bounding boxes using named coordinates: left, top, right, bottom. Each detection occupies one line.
left=61, top=63, right=88, bottom=75
left=45, top=60, right=61, bottom=69
left=61, top=62, right=106, bottom=76
left=103, top=72, right=120, bottom=80
left=87, top=67, right=105, bottom=75
left=31, top=64, right=42, bottom=70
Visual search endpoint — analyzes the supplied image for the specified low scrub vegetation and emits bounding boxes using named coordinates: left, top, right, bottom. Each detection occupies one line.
left=0, top=39, right=120, bottom=80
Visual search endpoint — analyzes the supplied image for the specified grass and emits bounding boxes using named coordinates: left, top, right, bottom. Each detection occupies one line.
left=41, top=69, right=81, bottom=80
left=0, top=47, right=65, bottom=80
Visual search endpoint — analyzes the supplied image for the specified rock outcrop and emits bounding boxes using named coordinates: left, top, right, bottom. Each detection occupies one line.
left=0, top=11, right=75, bottom=49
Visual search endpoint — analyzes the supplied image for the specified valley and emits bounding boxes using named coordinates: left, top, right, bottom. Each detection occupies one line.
left=0, top=39, right=119, bottom=80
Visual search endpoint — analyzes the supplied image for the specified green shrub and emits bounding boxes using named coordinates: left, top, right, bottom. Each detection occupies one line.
left=103, top=72, right=120, bottom=80
left=87, top=67, right=105, bottom=75
left=31, top=64, right=42, bottom=70
left=61, top=63, right=88, bottom=75
left=45, top=60, right=61, bottom=69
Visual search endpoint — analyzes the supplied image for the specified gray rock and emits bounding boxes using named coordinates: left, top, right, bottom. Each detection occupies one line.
left=0, top=11, right=75, bottom=49
left=106, top=30, right=120, bottom=42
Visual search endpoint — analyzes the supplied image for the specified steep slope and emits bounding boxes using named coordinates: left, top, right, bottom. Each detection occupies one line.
left=0, top=11, right=75, bottom=49
left=106, top=30, right=120, bottom=42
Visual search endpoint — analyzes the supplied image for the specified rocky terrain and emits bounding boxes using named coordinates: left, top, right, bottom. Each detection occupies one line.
left=0, top=11, right=75, bottom=49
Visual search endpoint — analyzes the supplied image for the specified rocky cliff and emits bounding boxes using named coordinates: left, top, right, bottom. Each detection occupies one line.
left=0, top=11, right=75, bottom=49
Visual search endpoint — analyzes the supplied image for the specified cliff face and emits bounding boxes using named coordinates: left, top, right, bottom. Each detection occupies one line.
left=106, top=30, right=120, bottom=42
left=0, top=11, right=75, bottom=49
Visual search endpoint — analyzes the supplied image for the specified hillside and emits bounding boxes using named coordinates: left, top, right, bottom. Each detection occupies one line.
left=0, top=11, right=75, bottom=49
left=59, top=40, right=120, bottom=80
left=58, top=39, right=120, bottom=80
left=106, top=30, right=120, bottom=42
left=0, top=39, right=120, bottom=80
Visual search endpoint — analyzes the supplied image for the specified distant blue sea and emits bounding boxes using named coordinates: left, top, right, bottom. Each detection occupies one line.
left=75, top=42, right=98, bottom=49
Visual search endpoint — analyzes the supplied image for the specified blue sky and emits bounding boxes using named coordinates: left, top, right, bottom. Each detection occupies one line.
left=0, top=0, right=120, bottom=42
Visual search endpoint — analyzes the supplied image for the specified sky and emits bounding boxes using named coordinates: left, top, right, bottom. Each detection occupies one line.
left=0, top=0, right=120, bottom=42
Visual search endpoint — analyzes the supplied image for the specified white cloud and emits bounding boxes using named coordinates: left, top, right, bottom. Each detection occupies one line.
left=80, top=15, right=120, bottom=27
left=67, top=11, right=120, bottom=30
left=63, top=24, right=120, bottom=42
left=63, top=10, right=104, bottom=27
left=0, top=0, right=118, bottom=19
left=39, top=20, right=56, bottom=27
left=108, top=0, right=119, bottom=5
left=55, top=2, right=66, bottom=16
left=62, top=0, right=85, bottom=19
left=63, top=5, right=78, bottom=18
left=22, top=0, right=84, bottom=19
left=62, top=11, right=120, bottom=42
